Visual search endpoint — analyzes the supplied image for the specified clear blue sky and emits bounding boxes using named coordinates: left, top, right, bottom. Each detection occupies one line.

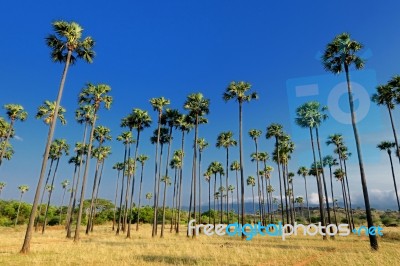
left=1, top=0, right=399, bottom=210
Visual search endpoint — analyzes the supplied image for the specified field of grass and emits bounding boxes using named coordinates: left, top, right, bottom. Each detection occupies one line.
left=0, top=224, right=399, bottom=265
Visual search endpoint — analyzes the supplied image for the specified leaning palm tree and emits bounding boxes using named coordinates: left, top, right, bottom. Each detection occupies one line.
left=372, top=83, right=400, bottom=162
left=150, top=97, right=170, bottom=237
left=0, top=182, right=6, bottom=198
left=322, top=32, right=378, bottom=250
left=15, top=185, right=29, bottom=227
left=247, top=176, right=256, bottom=223
left=22, top=21, right=95, bottom=254
left=297, top=167, right=311, bottom=223
left=74, top=83, right=112, bottom=242
left=377, top=141, right=400, bottom=211
left=223, top=81, right=258, bottom=235
left=184, top=93, right=210, bottom=237
left=0, top=104, right=27, bottom=167
left=136, top=154, right=149, bottom=231
left=216, top=131, right=237, bottom=223
left=230, top=160, right=241, bottom=221
left=59, top=180, right=70, bottom=225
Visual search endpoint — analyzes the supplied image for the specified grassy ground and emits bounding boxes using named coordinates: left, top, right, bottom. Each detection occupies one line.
left=0, top=224, right=399, bottom=265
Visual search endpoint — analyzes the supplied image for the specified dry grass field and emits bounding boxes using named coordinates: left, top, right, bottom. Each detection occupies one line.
left=0, top=224, right=399, bottom=265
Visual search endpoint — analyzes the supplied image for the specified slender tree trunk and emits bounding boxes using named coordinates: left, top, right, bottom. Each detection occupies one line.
left=387, top=106, right=400, bottom=163
left=42, top=158, right=60, bottom=234
left=225, top=148, right=229, bottom=224
left=160, top=127, right=172, bottom=238
left=116, top=144, right=128, bottom=235
left=86, top=158, right=101, bottom=235
left=74, top=113, right=98, bottom=242
left=192, top=116, right=199, bottom=238
left=187, top=156, right=194, bottom=237
left=113, top=170, right=121, bottom=231
left=238, top=102, right=245, bottom=238
left=341, top=179, right=350, bottom=225
left=21, top=49, right=72, bottom=254
left=152, top=112, right=162, bottom=237
left=176, top=131, right=185, bottom=234
left=309, top=127, right=326, bottom=240
left=160, top=179, right=168, bottom=237
left=254, top=140, right=262, bottom=223
left=345, top=65, right=378, bottom=250
left=235, top=169, right=240, bottom=222
left=343, top=159, right=355, bottom=230
left=219, top=172, right=223, bottom=224
left=35, top=158, right=54, bottom=232
left=251, top=186, right=255, bottom=223
left=387, top=151, right=400, bottom=211
left=213, top=174, right=217, bottom=227
left=282, top=163, right=290, bottom=224
left=136, top=163, right=145, bottom=231
left=15, top=193, right=23, bottom=227
left=65, top=161, right=78, bottom=229
left=329, top=166, right=338, bottom=226
left=170, top=168, right=177, bottom=232
left=91, top=160, right=105, bottom=232
left=275, top=137, right=284, bottom=224
left=199, top=150, right=202, bottom=223
left=123, top=142, right=132, bottom=232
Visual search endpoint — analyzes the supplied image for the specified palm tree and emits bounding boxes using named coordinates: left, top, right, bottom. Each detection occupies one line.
left=377, top=141, right=400, bottom=211
left=297, top=166, right=311, bottom=223
left=208, top=161, right=224, bottom=226
left=372, top=83, right=400, bottom=161
left=266, top=123, right=285, bottom=223
left=333, top=168, right=350, bottom=222
left=136, top=155, right=149, bottom=231
left=22, top=21, right=95, bottom=253
left=247, top=176, right=256, bottom=223
left=42, top=139, right=69, bottom=234
left=0, top=104, right=27, bottom=166
left=249, top=129, right=263, bottom=223
left=160, top=175, right=171, bottom=237
left=112, top=162, right=124, bottom=231
left=230, top=160, right=241, bottom=222
left=197, top=138, right=209, bottom=221
left=223, top=81, right=258, bottom=235
left=150, top=97, right=170, bottom=237
left=322, top=32, right=378, bottom=250
left=228, top=185, right=235, bottom=213
left=0, top=142, right=14, bottom=163
left=204, top=171, right=212, bottom=224
left=36, top=100, right=67, bottom=126
left=323, top=155, right=339, bottom=225
left=170, top=151, right=182, bottom=232
left=216, top=131, right=237, bottom=224
left=184, top=93, right=210, bottom=237
left=146, top=193, right=152, bottom=206
left=295, top=103, right=326, bottom=237
left=15, top=185, right=30, bottom=226
left=74, top=83, right=112, bottom=242
left=0, top=182, right=6, bottom=198
left=264, top=165, right=274, bottom=222
left=59, top=180, right=70, bottom=224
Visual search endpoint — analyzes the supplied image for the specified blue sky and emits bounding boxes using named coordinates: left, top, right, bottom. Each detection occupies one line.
left=1, top=0, right=399, bottom=210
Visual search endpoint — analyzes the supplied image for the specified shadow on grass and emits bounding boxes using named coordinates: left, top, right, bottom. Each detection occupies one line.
left=140, top=255, right=207, bottom=265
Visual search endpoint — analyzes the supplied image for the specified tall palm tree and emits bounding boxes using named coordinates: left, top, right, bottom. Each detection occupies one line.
left=322, top=32, right=378, bottom=250
left=204, top=171, right=212, bottom=224
left=150, top=97, right=170, bottom=237
left=230, top=161, right=241, bottom=222
left=264, top=165, right=274, bottom=222
left=0, top=104, right=27, bottom=166
left=15, top=185, right=29, bottom=227
left=247, top=176, right=256, bottom=223
left=0, top=142, right=14, bottom=162
left=372, top=83, right=400, bottom=162
left=136, top=155, right=149, bottom=231
left=36, top=100, right=67, bottom=126
left=377, top=141, right=400, bottom=211
left=160, top=175, right=171, bottom=238
left=223, top=81, right=258, bottom=235
left=266, top=123, right=284, bottom=223
left=170, top=151, right=182, bottom=232
left=216, top=131, right=237, bottom=223
left=59, top=180, right=70, bottom=225
left=333, top=168, right=350, bottom=222
left=297, top=166, right=311, bottom=223
left=184, top=93, right=210, bottom=237
left=208, top=161, right=224, bottom=226
left=112, top=162, right=124, bottom=231
left=323, top=155, right=339, bottom=225
left=249, top=129, right=263, bottom=223
left=197, top=138, right=209, bottom=221
left=295, top=103, right=326, bottom=237
left=74, top=83, right=112, bottom=242
left=0, top=182, right=6, bottom=198
left=22, top=21, right=95, bottom=253
left=42, top=139, right=69, bottom=234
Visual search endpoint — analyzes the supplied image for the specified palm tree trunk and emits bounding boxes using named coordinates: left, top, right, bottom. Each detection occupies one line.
left=219, top=173, right=223, bottom=223
left=252, top=186, right=255, bottom=223
left=208, top=178, right=211, bottom=224
left=91, top=160, right=105, bottom=232
left=21, top=49, right=72, bottom=254
left=235, top=169, right=240, bottom=222
left=388, top=151, right=400, bottom=211
left=303, top=176, right=311, bottom=224
left=176, top=131, right=185, bottom=234
left=170, top=168, right=177, bottom=232
left=387, top=106, right=400, bottom=163
left=260, top=175, right=266, bottom=223
left=345, top=64, right=378, bottom=250
left=309, top=127, right=326, bottom=240
left=65, top=161, right=78, bottom=229
left=343, top=159, right=355, bottom=230
left=155, top=144, right=164, bottom=235
left=160, top=180, right=168, bottom=237
left=123, top=142, right=132, bottom=232
left=74, top=113, right=98, bottom=242
left=187, top=158, right=194, bottom=237
left=86, top=158, right=101, bottom=235
left=159, top=127, right=172, bottom=238
left=42, top=158, right=60, bottom=234
left=254, top=140, right=262, bottom=223
left=15, top=192, right=23, bottom=227
left=35, top=158, right=54, bottom=232
left=199, top=151, right=202, bottom=223
left=225, top=148, right=229, bottom=224
left=238, top=102, right=245, bottom=238
left=275, top=137, right=284, bottom=224
left=152, top=112, right=162, bottom=237
left=341, top=179, right=350, bottom=225
left=136, top=163, right=145, bottom=231
left=192, top=115, right=199, bottom=238
left=282, top=163, right=290, bottom=224
left=329, top=166, right=338, bottom=226
left=113, top=170, right=121, bottom=231
left=116, top=144, right=128, bottom=235
left=214, top=174, right=217, bottom=227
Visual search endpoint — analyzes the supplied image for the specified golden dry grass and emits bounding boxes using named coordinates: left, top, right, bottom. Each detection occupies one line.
left=0, top=224, right=399, bottom=265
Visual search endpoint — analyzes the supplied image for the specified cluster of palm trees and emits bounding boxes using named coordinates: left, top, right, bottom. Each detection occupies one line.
left=0, top=20, right=395, bottom=253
